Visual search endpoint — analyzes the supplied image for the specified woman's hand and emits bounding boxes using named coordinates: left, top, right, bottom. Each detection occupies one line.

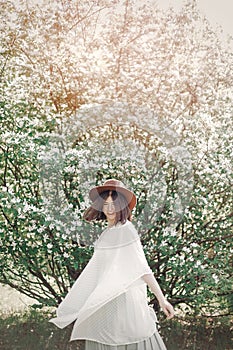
left=159, top=300, right=175, bottom=319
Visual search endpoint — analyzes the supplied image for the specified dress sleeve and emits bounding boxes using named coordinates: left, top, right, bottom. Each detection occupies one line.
left=73, top=222, right=153, bottom=326
left=50, top=220, right=153, bottom=330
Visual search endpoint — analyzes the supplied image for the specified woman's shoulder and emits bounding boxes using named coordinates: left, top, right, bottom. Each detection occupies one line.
left=112, top=220, right=138, bottom=235
left=95, top=220, right=139, bottom=249
left=115, top=219, right=136, bottom=229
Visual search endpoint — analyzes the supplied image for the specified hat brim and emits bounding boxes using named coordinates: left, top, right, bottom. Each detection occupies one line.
left=89, top=185, right=137, bottom=210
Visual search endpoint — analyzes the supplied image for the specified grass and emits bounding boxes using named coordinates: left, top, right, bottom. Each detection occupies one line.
left=161, top=315, right=233, bottom=350
left=0, top=308, right=232, bottom=350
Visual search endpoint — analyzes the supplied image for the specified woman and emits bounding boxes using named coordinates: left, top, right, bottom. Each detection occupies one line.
left=50, top=179, right=174, bottom=349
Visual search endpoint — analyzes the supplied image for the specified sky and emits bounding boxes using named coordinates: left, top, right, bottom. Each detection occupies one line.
left=156, top=0, right=233, bottom=39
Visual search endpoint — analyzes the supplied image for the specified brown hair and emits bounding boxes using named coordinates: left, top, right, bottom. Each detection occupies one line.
left=83, top=190, right=132, bottom=225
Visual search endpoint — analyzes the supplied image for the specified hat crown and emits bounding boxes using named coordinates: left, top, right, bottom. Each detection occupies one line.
left=103, top=179, right=125, bottom=188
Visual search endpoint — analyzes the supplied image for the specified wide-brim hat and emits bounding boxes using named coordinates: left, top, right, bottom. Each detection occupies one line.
left=89, top=179, right=137, bottom=210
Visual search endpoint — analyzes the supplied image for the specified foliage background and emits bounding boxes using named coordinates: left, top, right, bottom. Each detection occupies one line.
left=0, top=0, right=232, bottom=317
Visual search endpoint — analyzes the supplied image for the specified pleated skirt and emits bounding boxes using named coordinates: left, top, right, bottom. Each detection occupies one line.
left=85, top=331, right=167, bottom=350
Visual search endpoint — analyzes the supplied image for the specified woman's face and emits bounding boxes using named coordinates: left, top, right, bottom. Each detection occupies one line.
left=102, top=195, right=116, bottom=224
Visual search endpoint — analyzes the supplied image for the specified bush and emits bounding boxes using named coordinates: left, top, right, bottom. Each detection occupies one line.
left=0, top=0, right=232, bottom=315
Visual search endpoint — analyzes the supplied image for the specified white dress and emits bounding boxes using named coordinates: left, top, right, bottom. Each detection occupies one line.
left=49, top=220, right=167, bottom=349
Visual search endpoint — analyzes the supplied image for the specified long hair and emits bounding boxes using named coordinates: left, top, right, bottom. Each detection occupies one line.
left=83, top=190, right=132, bottom=225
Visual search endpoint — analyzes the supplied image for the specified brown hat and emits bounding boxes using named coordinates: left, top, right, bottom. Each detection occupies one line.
left=89, top=179, right=137, bottom=210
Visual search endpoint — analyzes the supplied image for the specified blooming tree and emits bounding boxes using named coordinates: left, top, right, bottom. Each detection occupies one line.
left=0, top=0, right=232, bottom=315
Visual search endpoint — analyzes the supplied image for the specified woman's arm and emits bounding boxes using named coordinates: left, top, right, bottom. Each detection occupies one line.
left=142, top=273, right=175, bottom=319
